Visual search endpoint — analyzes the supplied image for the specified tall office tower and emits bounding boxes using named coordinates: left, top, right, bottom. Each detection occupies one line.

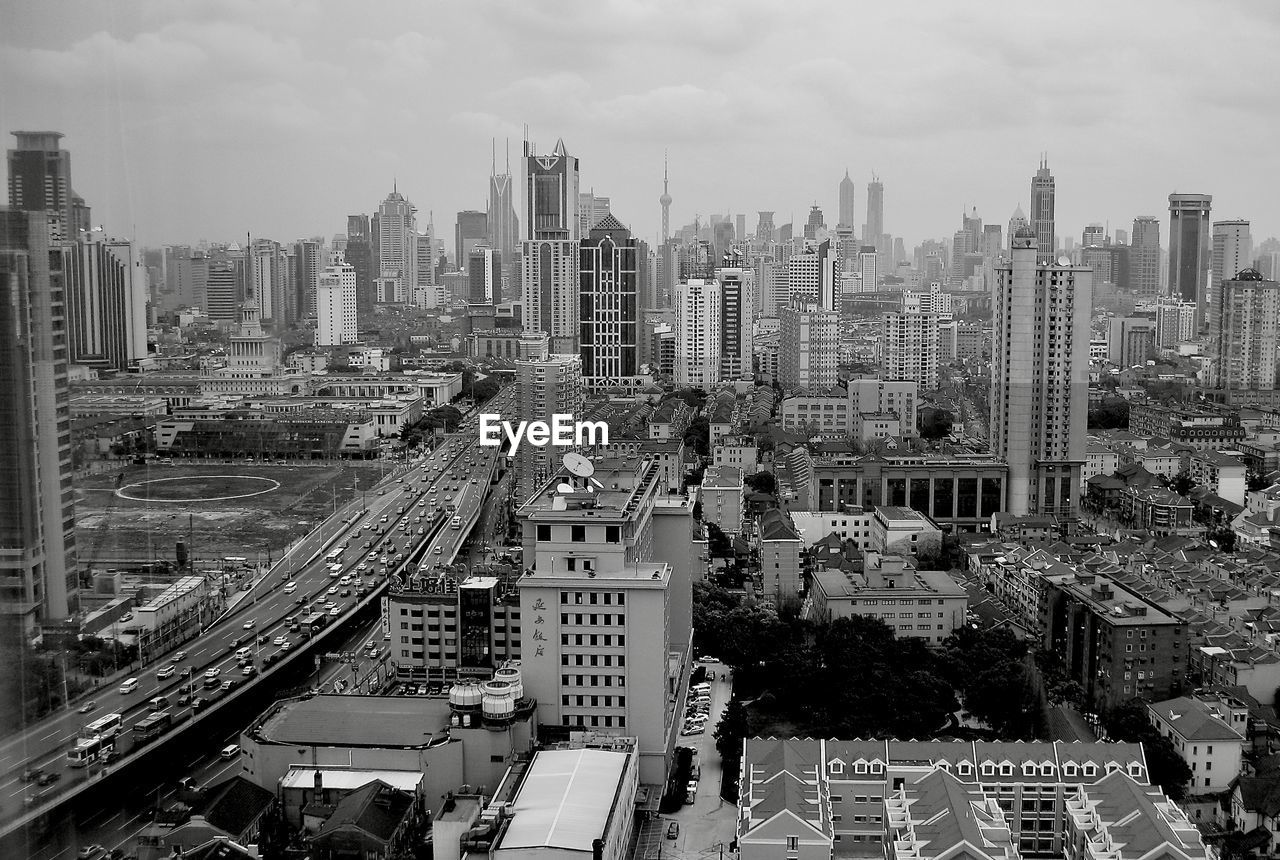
left=951, top=227, right=977, bottom=287
left=756, top=257, right=783, bottom=317
left=786, top=240, right=835, bottom=309
left=578, top=215, right=640, bottom=389
left=1154, top=299, right=1197, bottom=347
left=678, top=240, right=714, bottom=280
left=1008, top=204, right=1028, bottom=240
left=838, top=170, right=856, bottom=228
left=315, top=261, right=358, bottom=346
left=1107, top=316, right=1156, bottom=367
left=658, top=158, right=673, bottom=307
left=293, top=238, right=321, bottom=320
left=62, top=231, right=146, bottom=371
left=1168, top=193, right=1212, bottom=320
left=778, top=300, right=838, bottom=393
left=1212, top=219, right=1253, bottom=292
left=513, top=354, right=584, bottom=504
left=712, top=219, right=736, bottom=264
left=7, top=131, right=90, bottom=242
left=414, top=230, right=437, bottom=308
left=635, top=237, right=654, bottom=314
left=858, top=246, right=879, bottom=291
left=756, top=211, right=775, bottom=244
left=345, top=214, right=375, bottom=320
left=516, top=456, right=688, bottom=783
left=488, top=155, right=520, bottom=281
left=577, top=193, right=611, bottom=237
left=778, top=222, right=793, bottom=244
left=1209, top=269, right=1280, bottom=391
left=204, top=259, right=238, bottom=321
left=991, top=227, right=1092, bottom=517
left=377, top=189, right=418, bottom=304
left=881, top=297, right=943, bottom=391
left=735, top=214, right=746, bottom=246
left=674, top=279, right=722, bottom=388
left=962, top=207, right=982, bottom=239
left=0, top=209, right=78, bottom=625
left=717, top=267, right=754, bottom=380
left=249, top=238, right=289, bottom=324
left=864, top=176, right=884, bottom=243
left=1130, top=216, right=1161, bottom=296
left=893, top=237, right=906, bottom=268
left=522, top=138, right=581, bottom=352
left=1030, top=158, right=1056, bottom=261
left=455, top=210, right=489, bottom=270
left=1082, top=224, right=1106, bottom=247
left=803, top=205, right=826, bottom=241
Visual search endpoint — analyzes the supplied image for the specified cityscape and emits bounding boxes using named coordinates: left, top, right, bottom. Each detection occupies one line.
left=2, top=4, right=1280, bottom=860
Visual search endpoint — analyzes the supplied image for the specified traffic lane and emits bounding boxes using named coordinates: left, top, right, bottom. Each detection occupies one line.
left=669, top=666, right=736, bottom=856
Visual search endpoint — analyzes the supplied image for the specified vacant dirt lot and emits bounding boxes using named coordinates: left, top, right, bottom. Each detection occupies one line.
left=75, top=461, right=391, bottom=568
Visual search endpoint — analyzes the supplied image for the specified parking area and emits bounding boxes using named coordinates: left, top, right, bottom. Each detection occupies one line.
left=642, top=660, right=737, bottom=860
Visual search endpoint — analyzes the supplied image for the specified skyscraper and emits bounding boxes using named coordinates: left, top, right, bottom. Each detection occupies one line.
left=803, top=205, right=826, bottom=241
left=63, top=231, right=146, bottom=372
left=315, top=260, right=358, bottom=347
left=1168, top=193, right=1212, bottom=319
left=1130, top=216, right=1161, bottom=296
left=1212, top=219, right=1253, bottom=290
left=778, top=300, right=838, bottom=393
left=250, top=238, right=288, bottom=323
left=377, top=189, right=418, bottom=304
left=1030, top=158, right=1056, bottom=261
left=579, top=215, right=640, bottom=389
left=881, top=293, right=945, bottom=391
left=717, top=266, right=754, bottom=381
left=674, top=279, right=722, bottom=388
left=0, top=209, right=79, bottom=625
left=864, top=176, right=884, bottom=243
left=659, top=157, right=673, bottom=307
left=346, top=214, right=376, bottom=320
left=756, top=211, right=775, bottom=244
left=7, top=131, right=89, bottom=241
left=455, top=210, right=489, bottom=271
left=577, top=193, right=611, bottom=237
left=991, top=227, right=1092, bottom=517
left=488, top=146, right=520, bottom=284
left=838, top=170, right=856, bottom=229
left=467, top=247, right=501, bottom=304
left=1209, top=268, right=1279, bottom=392
left=522, top=138, right=580, bottom=354
left=513, top=353, right=583, bottom=504
left=293, top=238, right=322, bottom=321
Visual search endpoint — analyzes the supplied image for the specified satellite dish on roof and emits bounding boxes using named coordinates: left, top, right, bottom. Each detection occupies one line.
left=563, top=452, right=595, bottom=478
left=556, top=482, right=575, bottom=494
left=1057, top=255, right=1071, bottom=267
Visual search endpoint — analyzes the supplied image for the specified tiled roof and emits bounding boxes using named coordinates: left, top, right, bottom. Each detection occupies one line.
left=314, top=780, right=412, bottom=844
left=1149, top=697, right=1246, bottom=742
left=199, top=776, right=274, bottom=839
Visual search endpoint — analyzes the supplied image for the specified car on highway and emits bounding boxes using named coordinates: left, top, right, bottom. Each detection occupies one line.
left=685, top=781, right=698, bottom=804
left=284, top=582, right=297, bottom=594
left=172, top=650, right=187, bottom=663
left=274, top=635, right=287, bottom=646
left=242, top=619, right=256, bottom=630
left=119, top=677, right=139, bottom=694
left=340, top=588, right=351, bottom=597
left=76, top=844, right=107, bottom=859
left=327, top=585, right=339, bottom=595
left=157, top=665, right=176, bottom=680
left=679, top=725, right=703, bottom=737
left=221, top=744, right=240, bottom=760
left=339, top=575, right=351, bottom=586
left=241, top=664, right=255, bottom=677
left=281, top=640, right=292, bottom=652
left=329, top=607, right=340, bottom=616
left=295, top=595, right=307, bottom=604
left=78, top=701, right=97, bottom=714
left=221, top=679, right=237, bottom=692
left=21, top=766, right=43, bottom=782
left=205, top=667, right=221, bottom=679
left=356, top=562, right=368, bottom=571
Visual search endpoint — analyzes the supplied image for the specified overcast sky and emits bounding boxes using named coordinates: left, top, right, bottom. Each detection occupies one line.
left=2, top=0, right=1276, bottom=252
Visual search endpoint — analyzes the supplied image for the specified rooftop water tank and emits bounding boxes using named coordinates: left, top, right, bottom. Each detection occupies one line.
left=482, top=680, right=516, bottom=721
left=449, top=681, right=483, bottom=711
left=493, top=664, right=524, bottom=702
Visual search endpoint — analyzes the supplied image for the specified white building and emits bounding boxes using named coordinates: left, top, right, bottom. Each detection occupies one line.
left=881, top=307, right=942, bottom=390
left=991, top=227, right=1092, bottom=516
left=316, top=261, right=358, bottom=346
left=674, top=279, right=722, bottom=388
left=1147, top=694, right=1246, bottom=793
left=701, top=466, right=744, bottom=535
left=513, top=354, right=584, bottom=504
left=378, top=190, right=418, bottom=304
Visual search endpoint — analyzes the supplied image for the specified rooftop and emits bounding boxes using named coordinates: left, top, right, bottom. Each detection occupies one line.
left=495, top=748, right=630, bottom=853
left=1149, top=697, right=1245, bottom=742
left=253, top=694, right=452, bottom=748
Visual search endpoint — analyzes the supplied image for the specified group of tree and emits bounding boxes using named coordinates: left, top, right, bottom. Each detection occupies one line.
left=400, top=405, right=464, bottom=447
left=705, top=523, right=734, bottom=559
left=918, top=408, right=955, bottom=440
left=744, top=472, right=777, bottom=495
left=939, top=626, right=1041, bottom=738
left=1088, top=398, right=1130, bottom=430
left=683, top=415, right=711, bottom=458
left=1103, top=699, right=1192, bottom=800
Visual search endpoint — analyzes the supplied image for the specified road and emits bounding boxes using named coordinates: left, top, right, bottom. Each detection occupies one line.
left=657, top=663, right=737, bottom=860
left=2, top=389, right=514, bottom=839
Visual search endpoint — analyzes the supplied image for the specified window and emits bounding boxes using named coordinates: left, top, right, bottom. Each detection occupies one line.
left=786, top=837, right=798, bottom=852
left=571, top=525, right=586, bottom=542
left=537, top=525, right=552, bottom=542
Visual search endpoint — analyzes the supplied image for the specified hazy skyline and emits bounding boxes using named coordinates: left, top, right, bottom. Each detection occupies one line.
left=2, top=0, right=1276, bottom=251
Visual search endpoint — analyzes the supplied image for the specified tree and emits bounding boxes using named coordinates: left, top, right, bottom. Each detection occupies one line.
left=1104, top=699, right=1192, bottom=799
left=744, top=472, right=777, bottom=495
left=706, top=523, right=734, bottom=559
left=715, top=697, right=752, bottom=762
left=1088, top=399, right=1130, bottom=430
left=1207, top=524, right=1236, bottom=553
left=1247, top=471, right=1271, bottom=492
left=1169, top=471, right=1195, bottom=496
left=683, top=416, right=711, bottom=458
left=472, top=377, right=501, bottom=405
left=919, top=409, right=954, bottom=440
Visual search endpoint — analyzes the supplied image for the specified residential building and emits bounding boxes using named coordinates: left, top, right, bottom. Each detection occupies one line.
left=63, top=230, right=147, bottom=371
left=849, top=379, right=918, bottom=433
left=468, top=246, right=501, bottom=303
left=1106, top=316, right=1156, bottom=367
left=0, top=209, right=79, bottom=625
left=1062, top=771, right=1207, bottom=860
left=1083, top=443, right=1119, bottom=487
left=1168, top=193, right=1212, bottom=322
left=673, top=279, right=721, bottom=388
left=758, top=508, right=802, bottom=604
left=713, top=437, right=758, bottom=473
left=717, top=266, right=754, bottom=380
left=1146, top=693, right=1246, bottom=793
left=308, top=780, right=417, bottom=860
left=737, top=738, right=1165, bottom=860
left=857, top=412, right=901, bottom=442
left=1126, top=402, right=1246, bottom=449
left=1154, top=299, right=1198, bottom=347
left=991, top=226, right=1092, bottom=517
left=881, top=303, right=942, bottom=390
left=779, top=301, right=838, bottom=393
left=512, top=354, right=584, bottom=504
left=1187, top=449, right=1247, bottom=506
left=809, top=552, right=965, bottom=644
left=701, top=466, right=744, bottom=535
left=7, top=130, right=88, bottom=241
left=315, top=261, right=358, bottom=347
left=869, top=507, right=942, bottom=559
left=1130, top=216, right=1162, bottom=297
left=1211, top=219, right=1252, bottom=310
left=1209, top=269, right=1280, bottom=392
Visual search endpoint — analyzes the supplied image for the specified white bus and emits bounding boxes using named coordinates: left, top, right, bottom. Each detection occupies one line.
left=80, top=713, right=124, bottom=742
left=68, top=734, right=114, bottom=768
left=325, top=549, right=343, bottom=564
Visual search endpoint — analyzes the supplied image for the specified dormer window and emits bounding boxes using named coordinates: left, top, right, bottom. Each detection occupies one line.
left=1022, top=762, right=1036, bottom=777
left=980, top=763, right=996, bottom=776
left=1127, top=763, right=1144, bottom=778
left=957, top=762, right=974, bottom=776
left=999, top=764, right=1014, bottom=777
left=1063, top=763, right=1079, bottom=777
left=871, top=762, right=884, bottom=774
left=1106, top=763, right=1121, bottom=774
left=829, top=760, right=844, bottom=775
left=854, top=762, right=867, bottom=775
left=1083, top=763, right=1098, bottom=777
left=1042, top=764, right=1056, bottom=778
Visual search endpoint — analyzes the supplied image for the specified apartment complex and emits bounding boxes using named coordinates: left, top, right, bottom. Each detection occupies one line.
left=809, top=552, right=966, bottom=645
left=779, top=300, right=838, bottom=393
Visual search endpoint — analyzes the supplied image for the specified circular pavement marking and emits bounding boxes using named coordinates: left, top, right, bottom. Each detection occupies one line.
left=115, top=475, right=282, bottom=503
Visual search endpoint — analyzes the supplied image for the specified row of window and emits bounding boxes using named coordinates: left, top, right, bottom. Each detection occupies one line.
left=561, top=613, right=625, bottom=626
left=560, top=591, right=626, bottom=605
left=561, top=714, right=625, bottom=728
left=562, top=634, right=625, bottom=646
left=561, top=654, right=626, bottom=667
left=828, top=759, right=1137, bottom=778
left=562, top=674, right=625, bottom=687
left=561, top=695, right=626, bottom=707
